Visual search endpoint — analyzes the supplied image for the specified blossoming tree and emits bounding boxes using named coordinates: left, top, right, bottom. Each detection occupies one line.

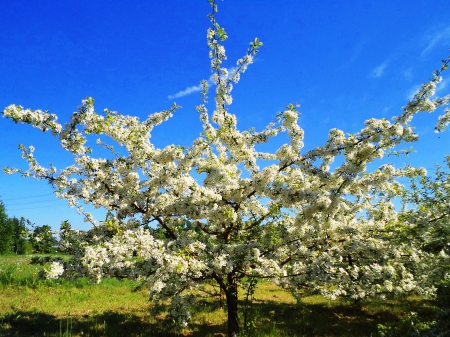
left=399, top=159, right=450, bottom=293
left=2, top=1, right=450, bottom=335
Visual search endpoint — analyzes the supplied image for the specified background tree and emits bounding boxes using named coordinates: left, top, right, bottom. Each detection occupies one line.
left=29, top=224, right=56, bottom=254
left=0, top=201, right=14, bottom=254
left=0, top=202, right=30, bottom=255
left=376, top=163, right=450, bottom=337
left=400, top=159, right=450, bottom=308
left=9, top=216, right=29, bottom=254
left=2, top=1, right=450, bottom=336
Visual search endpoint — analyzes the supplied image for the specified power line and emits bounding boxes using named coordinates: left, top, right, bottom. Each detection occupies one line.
left=8, top=204, right=70, bottom=211
left=1, top=193, right=55, bottom=201
left=6, top=199, right=64, bottom=207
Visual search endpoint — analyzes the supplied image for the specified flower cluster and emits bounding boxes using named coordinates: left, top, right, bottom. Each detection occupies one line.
left=45, top=261, right=65, bottom=280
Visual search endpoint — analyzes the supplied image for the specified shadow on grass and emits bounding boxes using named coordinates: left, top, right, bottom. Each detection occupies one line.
left=0, top=298, right=439, bottom=337
left=1, top=310, right=148, bottom=337
left=0, top=309, right=226, bottom=337
left=242, top=300, right=390, bottom=336
left=243, top=296, right=438, bottom=337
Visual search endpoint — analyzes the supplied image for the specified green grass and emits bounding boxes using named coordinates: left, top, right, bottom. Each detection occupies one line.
left=0, top=255, right=441, bottom=336
left=0, top=254, right=41, bottom=288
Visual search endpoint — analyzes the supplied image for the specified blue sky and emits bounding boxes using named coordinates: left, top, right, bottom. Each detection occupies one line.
left=1, top=0, right=450, bottom=231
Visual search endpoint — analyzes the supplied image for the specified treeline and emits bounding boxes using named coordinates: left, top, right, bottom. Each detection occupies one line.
left=0, top=200, right=57, bottom=255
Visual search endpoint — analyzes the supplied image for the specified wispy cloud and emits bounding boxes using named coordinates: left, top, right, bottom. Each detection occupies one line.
left=382, top=106, right=393, bottom=114
left=406, top=84, right=421, bottom=100
left=406, top=78, right=447, bottom=101
left=403, top=68, right=413, bottom=81
left=421, top=25, right=450, bottom=56
left=167, top=67, right=238, bottom=100
left=437, top=78, right=448, bottom=93
left=168, top=83, right=204, bottom=100
left=341, top=39, right=368, bottom=70
left=370, top=62, right=388, bottom=78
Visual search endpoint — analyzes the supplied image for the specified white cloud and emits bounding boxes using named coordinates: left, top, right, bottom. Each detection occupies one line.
left=382, top=106, right=393, bottom=114
left=370, top=62, right=388, bottom=78
left=403, top=68, right=413, bottom=81
left=405, top=78, right=447, bottom=101
left=167, top=67, right=238, bottom=100
left=342, top=39, right=368, bottom=69
left=406, top=84, right=421, bottom=100
left=436, top=78, right=448, bottom=93
left=167, top=84, right=204, bottom=100
left=421, top=25, right=450, bottom=56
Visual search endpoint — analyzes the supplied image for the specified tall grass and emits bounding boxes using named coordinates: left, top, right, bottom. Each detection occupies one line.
left=0, top=255, right=442, bottom=336
left=0, top=254, right=40, bottom=288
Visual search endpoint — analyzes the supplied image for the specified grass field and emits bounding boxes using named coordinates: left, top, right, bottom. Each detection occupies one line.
left=0, top=255, right=441, bottom=336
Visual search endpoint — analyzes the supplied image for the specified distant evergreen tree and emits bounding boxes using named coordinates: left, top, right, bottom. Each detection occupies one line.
left=10, top=217, right=29, bottom=254
left=0, top=201, right=33, bottom=254
left=0, top=201, right=14, bottom=254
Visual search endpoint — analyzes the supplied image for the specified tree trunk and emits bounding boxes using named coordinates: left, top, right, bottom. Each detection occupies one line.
left=224, top=283, right=239, bottom=337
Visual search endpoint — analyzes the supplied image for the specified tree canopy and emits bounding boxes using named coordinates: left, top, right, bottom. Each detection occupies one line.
left=0, top=201, right=29, bottom=255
